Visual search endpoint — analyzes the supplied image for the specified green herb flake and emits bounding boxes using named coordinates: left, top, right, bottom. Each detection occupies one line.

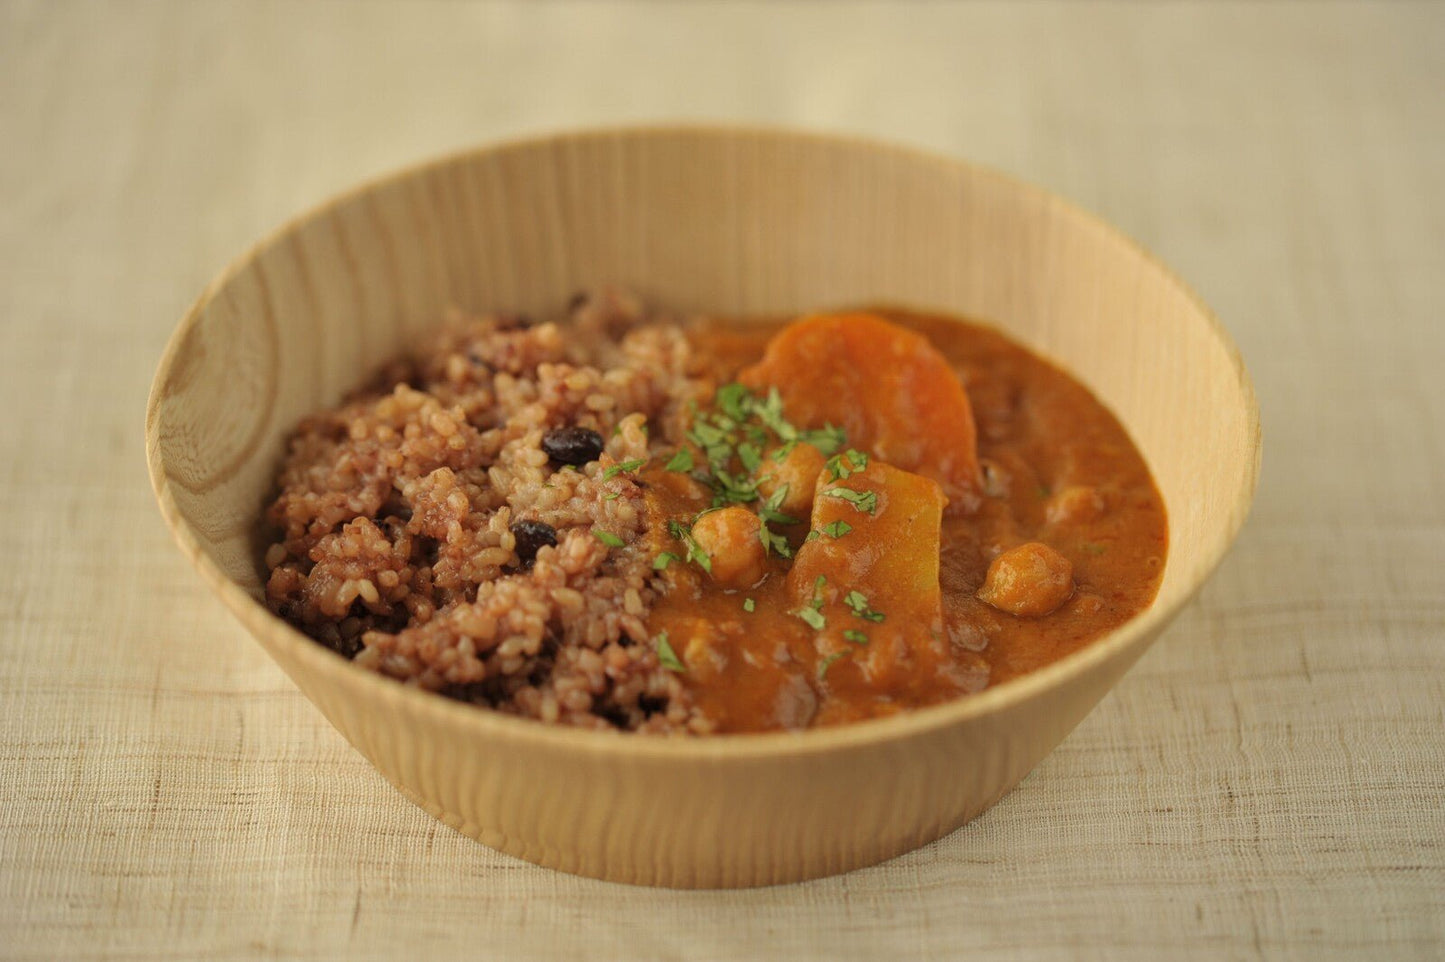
left=817, top=651, right=847, bottom=679
left=666, top=519, right=713, bottom=574
left=743, top=597, right=756, bottom=613
left=759, top=519, right=793, bottom=559
left=794, top=606, right=826, bottom=631
left=804, top=530, right=821, bottom=543
left=603, top=491, right=621, bottom=501
left=844, top=589, right=886, bottom=623
left=811, top=574, right=827, bottom=609
left=652, top=551, right=681, bottom=571
left=655, top=632, right=685, bottom=672
left=601, top=458, right=646, bottom=481
left=825, top=448, right=870, bottom=482
left=664, top=447, right=695, bottom=473
left=593, top=530, right=625, bottom=548
left=770, top=439, right=798, bottom=464
left=711, top=469, right=759, bottom=505
left=758, top=486, right=799, bottom=527
left=754, top=388, right=796, bottom=442
left=688, top=421, right=728, bottom=449
left=822, top=520, right=853, bottom=538
left=800, top=423, right=846, bottom=455
left=820, top=486, right=878, bottom=515
left=737, top=442, right=762, bottom=473
left=843, top=629, right=870, bottom=645
left=715, top=382, right=752, bottom=422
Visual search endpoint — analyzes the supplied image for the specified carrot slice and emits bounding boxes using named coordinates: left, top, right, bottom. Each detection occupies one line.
left=739, top=312, right=981, bottom=509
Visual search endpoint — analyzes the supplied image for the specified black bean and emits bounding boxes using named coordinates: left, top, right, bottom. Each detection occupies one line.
left=541, top=426, right=605, bottom=466
left=510, top=519, right=558, bottom=567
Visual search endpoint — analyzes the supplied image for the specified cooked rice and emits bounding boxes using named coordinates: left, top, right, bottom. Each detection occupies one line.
left=262, top=289, right=718, bottom=733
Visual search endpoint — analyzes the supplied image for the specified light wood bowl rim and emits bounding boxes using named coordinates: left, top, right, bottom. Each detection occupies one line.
left=145, top=123, right=1261, bottom=760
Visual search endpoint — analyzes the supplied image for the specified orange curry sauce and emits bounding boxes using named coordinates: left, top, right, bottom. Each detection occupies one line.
left=642, top=310, right=1167, bottom=733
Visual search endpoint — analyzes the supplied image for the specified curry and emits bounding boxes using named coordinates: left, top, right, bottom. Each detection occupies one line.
left=641, top=310, right=1167, bottom=733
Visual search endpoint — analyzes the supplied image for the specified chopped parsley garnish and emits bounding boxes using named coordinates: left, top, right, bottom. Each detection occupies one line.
left=811, top=575, right=827, bottom=606
left=711, top=468, right=760, bottom=504
left=652, top=551, right=681, bottom=571
left=593, top=530, right=625, bottom=548
left=688, top=420, right=728, bottom=447
left=755, top=484, right=798, bottom=557
left=844, top=590, right=886, bottom=623
left=822, top=519, right=852, bottom=538
left=759, top=517, right=792, bottom=558
left=664, top=447, right=695, bottom=473
left=666, top=519, right=713, bottom=573
left=790, top=575, right=828, bottom=626
left=820, top=486, right=878, bottom=515
left=603, top=491, right=621, bottom=501
left=843, top=629, right=870, bottom=645
left=752, top=387, right=793, bottom=440
left=676, top=383, right=854, bottom=512
left=715, top=382, right=752, bottom=422
left=660, top=384, right=862, bottom=578
left=601, top=458, right=646, bottom=480
left=743, top=597, right=755, bottom=613
left=654, top=632, right=685, bottom=672
left=758, top=485, right=799, bottom=526
left=825, top=448, right=870, bottom=481
left=801, top=424, right=846, bottom=455
left=817, top=651, right=847, bottom=679
left=794, top=606, right=826, bottom=630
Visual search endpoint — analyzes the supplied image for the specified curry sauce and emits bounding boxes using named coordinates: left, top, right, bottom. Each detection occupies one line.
left=643, top=310, right=1167, bottom=733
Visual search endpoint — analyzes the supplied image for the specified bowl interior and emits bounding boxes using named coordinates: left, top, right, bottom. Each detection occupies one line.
left=152, top=128, right=1255, bottom=620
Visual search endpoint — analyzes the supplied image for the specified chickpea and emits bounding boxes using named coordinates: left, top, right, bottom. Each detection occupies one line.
left=977, top=542, right=1074, bottom=617
left=690, top=506, right=768, bottom=588
left=756, top=442, right=825, bottom=518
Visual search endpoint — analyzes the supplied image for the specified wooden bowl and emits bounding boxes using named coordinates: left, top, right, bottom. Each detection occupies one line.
left=146, top=127, right=1259, bottom=888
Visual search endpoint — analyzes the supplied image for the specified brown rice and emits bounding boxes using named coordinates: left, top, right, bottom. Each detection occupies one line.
left=263, top=290, right=718, bottom=733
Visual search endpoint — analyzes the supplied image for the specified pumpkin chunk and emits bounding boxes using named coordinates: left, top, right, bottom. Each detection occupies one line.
left=787, top=462, right=948, bottom=693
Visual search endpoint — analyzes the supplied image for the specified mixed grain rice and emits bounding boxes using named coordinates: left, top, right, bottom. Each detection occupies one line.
left=263, top=290, right=717, bottom=733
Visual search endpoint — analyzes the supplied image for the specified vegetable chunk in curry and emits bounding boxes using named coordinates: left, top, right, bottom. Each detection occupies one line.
left=644, top=310, right=1166, bottom=732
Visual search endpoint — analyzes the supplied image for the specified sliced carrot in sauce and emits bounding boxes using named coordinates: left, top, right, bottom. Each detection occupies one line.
left=738, top=312, right=982, bottom=510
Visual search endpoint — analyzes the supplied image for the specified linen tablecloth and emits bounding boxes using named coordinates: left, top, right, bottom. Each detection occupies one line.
left=2, top=2, right=1441, bottom=958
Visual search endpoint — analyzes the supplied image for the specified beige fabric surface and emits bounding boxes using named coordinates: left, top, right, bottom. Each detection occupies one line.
left=2, top=1, right=1442, bottom=959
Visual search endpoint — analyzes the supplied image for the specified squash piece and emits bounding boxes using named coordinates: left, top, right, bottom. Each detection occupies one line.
left=786, top=462, right=947, bottom=692
left=739, top=312, right=981, bottom=509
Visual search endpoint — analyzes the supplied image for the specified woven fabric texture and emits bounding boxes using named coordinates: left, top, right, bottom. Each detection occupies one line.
left=2, top=2, right=1442, bottom=959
